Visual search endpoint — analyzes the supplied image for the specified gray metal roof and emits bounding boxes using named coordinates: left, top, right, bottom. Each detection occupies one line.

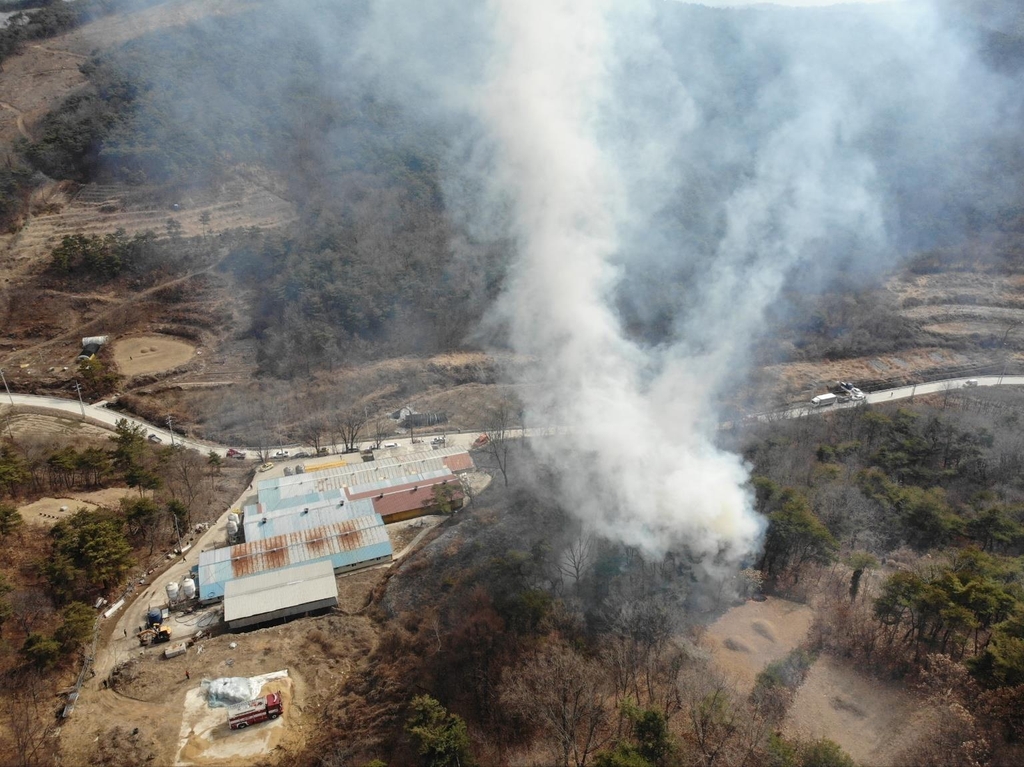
left=242, top=496, right=376, bottom=541
left=224, top=560, right=338, bottom=623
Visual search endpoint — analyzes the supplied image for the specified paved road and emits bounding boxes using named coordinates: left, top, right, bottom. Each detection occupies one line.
left=762, top=375, right=1024, bottom=421
left=4, top=375, right=1024, bottom=453
left=0, top=391, right=229, bottom=455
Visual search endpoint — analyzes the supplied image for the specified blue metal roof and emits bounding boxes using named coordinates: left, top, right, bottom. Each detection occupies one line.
left=198, top=513, right=391, bottom=600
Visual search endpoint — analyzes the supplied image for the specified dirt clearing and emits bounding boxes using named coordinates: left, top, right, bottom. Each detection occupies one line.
left=704, top=597, right=814, bottom=694
left=115, top=335, right=197, bottom=376
left=784, top=655, right=928, bottom=766
left=20, top=487, right=134, bottom=527
left=176, top=671, right=292, bottom=766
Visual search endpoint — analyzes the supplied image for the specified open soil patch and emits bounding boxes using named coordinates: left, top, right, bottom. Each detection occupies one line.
left=705, top=596, right=814, bottom=694
left=784, top=655, right=928, bottom=767
left=115, top=335, right=197, bottom=376
left=20, top=487, right=135, bottom=527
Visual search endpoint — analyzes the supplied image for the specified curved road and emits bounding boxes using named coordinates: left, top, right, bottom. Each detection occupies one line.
left=764, top=375, right=1024, bottom=422
left=4, top=374, right=1023, bottom=454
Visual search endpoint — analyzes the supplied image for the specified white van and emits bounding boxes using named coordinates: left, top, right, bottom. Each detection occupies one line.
left=964, top=379, right=979, bottom=388
left=811, top=393, right=838, bottom=407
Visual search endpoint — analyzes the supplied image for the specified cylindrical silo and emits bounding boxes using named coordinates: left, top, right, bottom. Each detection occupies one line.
left=182, top=577, right=196, bottom=600
left=166, top=581, right=180, bottom=603
left=226, top=518, right=238, bottom=537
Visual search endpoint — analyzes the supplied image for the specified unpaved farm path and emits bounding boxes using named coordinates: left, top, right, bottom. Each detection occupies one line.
left=0, top=100, right=29, bottom=140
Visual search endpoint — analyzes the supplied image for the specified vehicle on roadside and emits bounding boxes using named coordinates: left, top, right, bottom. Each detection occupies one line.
left=472, top=434, right=490, bottom=448
left=273, top=449, right=289, bottom=458
left=849, top=388, right=865, bottom=400
left=811, top=393, right=838, bottom=407
left=838, top=381, right=854, bottom=392
left=431, top=436, right=446, bottom=446
left=148, top=434, right=162, bottom=443
left=226, top=448, right=246, bottom=459
left=258, top=462, right=274, bottom=472
left=227, top=692, right=283, bottom=730
left=382, top=442, right=400, bottom=449
left=964, top=379, right=979, bottom=387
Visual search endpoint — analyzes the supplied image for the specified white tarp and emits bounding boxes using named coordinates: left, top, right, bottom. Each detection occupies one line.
left=201, top=677, right=262, bottom=708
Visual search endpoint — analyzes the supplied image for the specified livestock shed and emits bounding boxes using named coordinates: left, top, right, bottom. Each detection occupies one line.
left=348, top=473, right=464, bottom=523
left=243, top=497, right=376, bottom=542
left=198, top=513, right=392, bottom=600
left=224, top=560, right=338, bottom=631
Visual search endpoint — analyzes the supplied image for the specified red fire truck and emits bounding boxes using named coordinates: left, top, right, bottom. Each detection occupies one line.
left=227, top=693, right=283, bottom=730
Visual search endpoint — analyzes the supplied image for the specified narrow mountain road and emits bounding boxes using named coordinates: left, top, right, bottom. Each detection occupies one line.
left=0, top=99, right=29, bottom=140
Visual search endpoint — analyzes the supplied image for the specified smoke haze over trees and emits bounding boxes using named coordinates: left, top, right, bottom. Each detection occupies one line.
left=13, top=0, right=1024, bottom=563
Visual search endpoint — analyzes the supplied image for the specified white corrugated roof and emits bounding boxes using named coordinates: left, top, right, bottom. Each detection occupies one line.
left=224, top=559, right=338, bottom=623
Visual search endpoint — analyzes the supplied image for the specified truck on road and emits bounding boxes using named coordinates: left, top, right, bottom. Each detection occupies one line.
left=227, top=693, right=283, bottom=730
left=811, top=393, right=838, bottom=407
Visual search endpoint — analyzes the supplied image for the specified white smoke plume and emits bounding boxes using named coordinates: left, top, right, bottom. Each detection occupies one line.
left=349, top=0, right=1018, bottom=565
left=470, top=0, right=764, bottom=563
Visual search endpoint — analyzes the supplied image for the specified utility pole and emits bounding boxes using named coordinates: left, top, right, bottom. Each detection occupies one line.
left=999, top=321, right=1021, bottom=386
left=166, top=415, right=175, bottom=447
left=72, top=380, right=86, bottom=419
left=0, top=369, right=12, bottom=405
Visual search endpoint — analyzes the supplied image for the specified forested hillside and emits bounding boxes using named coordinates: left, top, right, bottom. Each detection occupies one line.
left=9, top=0, right=1024, bottom=378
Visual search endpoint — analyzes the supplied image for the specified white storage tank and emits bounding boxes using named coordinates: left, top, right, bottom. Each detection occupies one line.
left=228, top=512, right=240, bottom=526
left=166, top=581, right=180, bottom=603
left=182, top=577, right=196, bottom=600
left=227, top=518, right=239, bottom=536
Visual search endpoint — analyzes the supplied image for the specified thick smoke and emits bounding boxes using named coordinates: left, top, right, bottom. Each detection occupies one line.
left=469, top=0, right=763, bottom=563
left=345, top=0, right=1021, bottom=565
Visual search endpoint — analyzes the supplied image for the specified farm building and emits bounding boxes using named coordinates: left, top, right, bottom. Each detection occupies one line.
left=254, top=446, right=474, bottom=508
left=242, top=496, right=376, bottom=541
left=198, top=513, right=392, bottom=600
left=347, top=472, right=465, bottom=523
left=224, top=560, right=339, bottom=631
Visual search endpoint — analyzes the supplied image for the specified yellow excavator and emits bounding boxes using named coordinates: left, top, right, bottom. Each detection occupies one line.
left=137, top=607, right=172, bottom=646
left=137, top=625, right=172, bottom=646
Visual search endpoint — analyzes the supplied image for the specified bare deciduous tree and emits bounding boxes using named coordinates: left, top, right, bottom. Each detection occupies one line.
left=0, top=669, right=58, bottom=767
left=501, top=644, right=611, bottom=767
left=371, top=411, right=393, bottom=449
left=298, top=414, right=328, bottom=455
left=334, top=409, right=366, bottom=453
left=484, top=392, right=518, bottom=487
left=557, top=525, right=595, bottom=593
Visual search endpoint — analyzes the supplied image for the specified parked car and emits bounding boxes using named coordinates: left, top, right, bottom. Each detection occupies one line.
left=273, top=450, right=289, bottom=459
left=226, top=448, right=246, bottom=459
left=382, top=442, right=400, bottom=449
left=148, top=434, right=162, bottom=443
left=258, top=462, right=274, bottom=472
left=431, top=436, right=446, bottom=446
left=964, top=379, right=979, bottom=387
